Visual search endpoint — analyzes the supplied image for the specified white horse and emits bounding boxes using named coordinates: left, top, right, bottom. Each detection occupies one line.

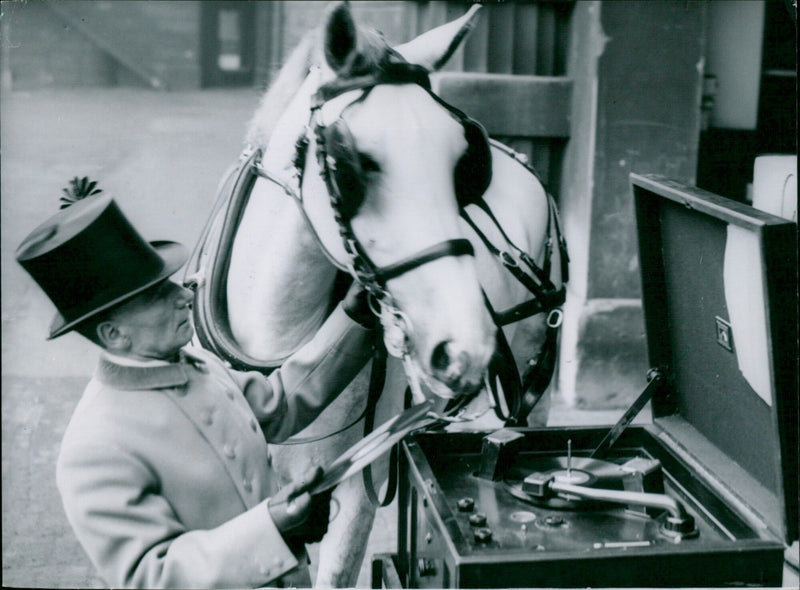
left=194, top=3, right=566, bottom=586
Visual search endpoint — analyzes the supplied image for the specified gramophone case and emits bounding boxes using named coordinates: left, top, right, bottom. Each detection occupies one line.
left=377, top=175, right=797, bottom=588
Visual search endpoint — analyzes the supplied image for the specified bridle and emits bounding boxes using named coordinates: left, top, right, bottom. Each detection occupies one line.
left=241, top=54, right=568, bottom=505
left=292, top=57, right=481, bottom=396
left=253, top=53, right=567, bottom=423
left=313, top=72, right=475, bottom=277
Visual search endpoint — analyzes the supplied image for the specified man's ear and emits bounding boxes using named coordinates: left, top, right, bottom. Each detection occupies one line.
left=394, top=5, right=482, bottom=71
left=97, top=320, right=129, bottom=352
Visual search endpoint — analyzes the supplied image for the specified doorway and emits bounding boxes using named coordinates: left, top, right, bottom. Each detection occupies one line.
left=200, top=1, right=255, bottom=87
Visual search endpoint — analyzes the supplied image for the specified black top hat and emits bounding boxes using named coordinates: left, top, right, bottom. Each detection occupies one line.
left=16, top=194, right=188, bottom=339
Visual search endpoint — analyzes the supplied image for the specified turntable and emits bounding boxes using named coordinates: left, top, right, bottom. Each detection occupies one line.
left=371, top=175, right=797, bottom=588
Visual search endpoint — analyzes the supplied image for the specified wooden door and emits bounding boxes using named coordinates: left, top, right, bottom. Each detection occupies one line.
left=413, top=1, right=574, bottom=196
left=201, top=1, right=256, bottom=87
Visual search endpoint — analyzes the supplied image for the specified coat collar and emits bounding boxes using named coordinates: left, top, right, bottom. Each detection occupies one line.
left=96, top=349, right=207, bottom=390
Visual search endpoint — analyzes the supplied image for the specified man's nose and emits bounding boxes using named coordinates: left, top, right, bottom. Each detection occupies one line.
left=171, top=283, right=194, bottom=308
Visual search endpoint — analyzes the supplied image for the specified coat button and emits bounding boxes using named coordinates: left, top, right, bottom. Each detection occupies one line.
left=224, top=444, right=236, bottom=460
left=226, top=389, right=235, bottom=400
left=250, top=417, right=258, bottom=432
left=204, top=410, right=214, bottom=426
left=243, top=478, right=252, bottom=493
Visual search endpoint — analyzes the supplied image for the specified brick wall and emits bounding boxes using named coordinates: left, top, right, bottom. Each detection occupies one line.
left=3, top=1, right=201, bottom=90
left=3, top=2, right=115, bottom=89
left=254, top=1, right=413, bottom=88
left=3, top=1, right=415, bottom=91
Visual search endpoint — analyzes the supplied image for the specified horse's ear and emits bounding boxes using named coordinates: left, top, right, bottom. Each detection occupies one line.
left=394, top=5, right=482, bottom=71
left=323, top=1, right=358, bottom=72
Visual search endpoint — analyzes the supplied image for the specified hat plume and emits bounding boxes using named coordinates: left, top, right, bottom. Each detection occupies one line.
left=60, top=176, right=102, bottom=209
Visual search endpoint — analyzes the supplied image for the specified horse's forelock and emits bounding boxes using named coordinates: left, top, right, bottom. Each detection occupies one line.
left=245, top=26, right=393, bottom=148
left=339, top=27, right=392, bottom=77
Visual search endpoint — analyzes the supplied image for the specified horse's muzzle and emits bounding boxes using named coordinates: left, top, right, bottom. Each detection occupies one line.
left=429, top=340, right=485, bottom=394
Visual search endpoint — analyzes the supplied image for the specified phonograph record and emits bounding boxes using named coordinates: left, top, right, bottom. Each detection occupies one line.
left=364, top=174, right=798, bottom=588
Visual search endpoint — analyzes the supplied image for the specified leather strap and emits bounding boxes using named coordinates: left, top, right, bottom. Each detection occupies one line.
left=362, top=340, right=398, bottom=507
left=465, top=187, right=568, bottom=426
left=513, top=319, right=559, bottom=425
left=185, top=149, right=282, bottom=374
left=483, top=295, right=555, bottom=426
left=493, top=287, right=565, bottom=326
left=377, top=239, right=474, bottom=282
left=461, top=209, right=561, bottom=326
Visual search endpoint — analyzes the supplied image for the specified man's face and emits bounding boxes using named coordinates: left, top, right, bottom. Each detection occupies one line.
left=109, top=280, right=194, bottom=360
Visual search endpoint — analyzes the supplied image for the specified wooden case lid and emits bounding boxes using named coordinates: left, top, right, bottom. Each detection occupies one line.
left=631, top=173, right=797, bottom=544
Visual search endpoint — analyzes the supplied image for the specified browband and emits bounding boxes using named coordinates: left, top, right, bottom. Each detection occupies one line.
left=313, top=59, right=431, bottom=106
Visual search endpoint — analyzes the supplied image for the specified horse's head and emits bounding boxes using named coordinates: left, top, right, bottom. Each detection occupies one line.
left=299, top=3, right=495, bottom=396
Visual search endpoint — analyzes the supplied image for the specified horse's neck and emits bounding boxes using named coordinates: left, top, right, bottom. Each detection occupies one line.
left=227, top=177, right=338, bottom=361
left=227, top=70, right=341, bottom=361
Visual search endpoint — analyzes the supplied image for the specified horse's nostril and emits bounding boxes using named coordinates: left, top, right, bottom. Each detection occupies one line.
left=431, top=341, right=471, bottom=387
left=431, top=341, right=452, bottom=372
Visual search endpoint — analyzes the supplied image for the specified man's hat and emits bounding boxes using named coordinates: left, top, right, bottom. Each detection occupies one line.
left=16, top=193, right=188, bottom=339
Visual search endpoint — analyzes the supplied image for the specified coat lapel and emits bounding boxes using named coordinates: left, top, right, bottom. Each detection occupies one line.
left=96, top=355, right=189, bottom=390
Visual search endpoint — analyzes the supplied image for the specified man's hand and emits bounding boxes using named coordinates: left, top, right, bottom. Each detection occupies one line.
left=268, top=467, right=333, bottom=550
left=342, top=281, right=377, bottom=328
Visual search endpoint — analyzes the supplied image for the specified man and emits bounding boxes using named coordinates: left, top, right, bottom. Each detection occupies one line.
left=15, top=190, right=377, bottom=588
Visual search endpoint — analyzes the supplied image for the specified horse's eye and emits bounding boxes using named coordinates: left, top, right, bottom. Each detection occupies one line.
left=359, top=153, right=380, bottom=173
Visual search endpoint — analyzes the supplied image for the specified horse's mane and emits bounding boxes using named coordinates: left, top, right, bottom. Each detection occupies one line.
left=245, top=31, right=320, bottom=148
left=245, top=23, right=392, bottom=148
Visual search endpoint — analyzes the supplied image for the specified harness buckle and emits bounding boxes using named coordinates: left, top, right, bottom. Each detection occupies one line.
left=500, top=251, right=520, bottom=268
left=546, top=308, right=563, bottom=329
left=381, top=306, right=412, bottom=359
